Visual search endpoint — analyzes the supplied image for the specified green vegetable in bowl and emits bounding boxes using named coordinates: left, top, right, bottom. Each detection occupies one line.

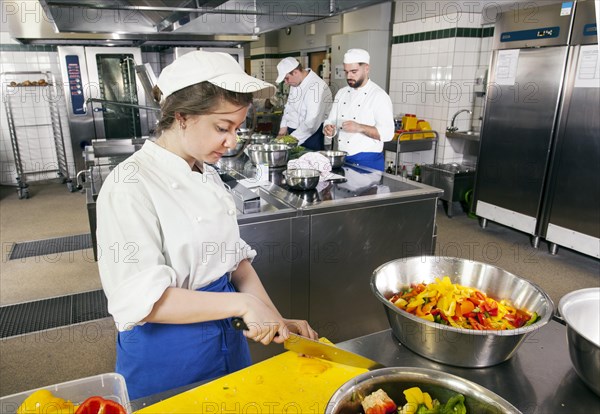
left=275, top=135, right=299, bottom=145
left=290, top=145, right=305, bottom=154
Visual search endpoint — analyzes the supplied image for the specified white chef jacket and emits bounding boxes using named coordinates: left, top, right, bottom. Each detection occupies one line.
left=325, top=79, right=395, bottom=156
left=280, top=70, right=333, bottom=145
left=96, top=140, right=256, bottom=331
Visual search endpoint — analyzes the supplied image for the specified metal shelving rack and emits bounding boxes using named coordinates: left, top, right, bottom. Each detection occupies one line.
left=2, top=71, right=74, bottom=199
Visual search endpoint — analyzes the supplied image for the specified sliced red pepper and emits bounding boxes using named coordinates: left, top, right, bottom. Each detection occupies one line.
left=468, top=317, right=484, bottom=330
left=75, top=397, right=127, bottom=414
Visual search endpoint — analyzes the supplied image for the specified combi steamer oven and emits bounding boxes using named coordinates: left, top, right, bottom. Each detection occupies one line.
left=57, top=46, right=150, bottom=173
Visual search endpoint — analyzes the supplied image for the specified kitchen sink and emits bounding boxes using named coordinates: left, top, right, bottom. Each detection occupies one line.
left=446, top=130, right=480, bottom=141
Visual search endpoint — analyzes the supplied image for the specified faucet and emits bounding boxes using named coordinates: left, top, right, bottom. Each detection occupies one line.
left=447, top=109, right=472, bottom=132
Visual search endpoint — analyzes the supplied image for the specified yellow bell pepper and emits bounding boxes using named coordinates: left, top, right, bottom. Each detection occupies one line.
left=17, top=390, right=77, bottom=414
left=403, top=387, right=434, bottom=412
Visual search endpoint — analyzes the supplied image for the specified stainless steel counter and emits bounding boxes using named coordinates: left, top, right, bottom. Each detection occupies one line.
left=131, top=321, right=599, bottom=413
left=337, top=324, right=600, bottom=413
left=82, top=142, right=443, bottom=356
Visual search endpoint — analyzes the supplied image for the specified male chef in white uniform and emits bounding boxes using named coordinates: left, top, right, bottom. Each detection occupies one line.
left=276, top=57, right=333, bottom=151
left=323, top=49, right=395, bottom=171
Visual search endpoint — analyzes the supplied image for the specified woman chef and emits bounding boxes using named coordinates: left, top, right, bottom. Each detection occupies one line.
left=96, top=51, right=318, bottom=399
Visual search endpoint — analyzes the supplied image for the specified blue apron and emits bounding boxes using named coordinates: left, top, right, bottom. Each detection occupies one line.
left=346, top=152, right=385, bottom=171
left=116, top=274, right=251, bottom=400
left=287, top=125, right=325, bottom=151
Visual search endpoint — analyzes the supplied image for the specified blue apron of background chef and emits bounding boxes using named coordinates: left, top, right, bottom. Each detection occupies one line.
left=346, top=152, right=385, bottom=171
left=116, top=274, right=251, bottom=400
left=286, top=125, right=325, bottom=151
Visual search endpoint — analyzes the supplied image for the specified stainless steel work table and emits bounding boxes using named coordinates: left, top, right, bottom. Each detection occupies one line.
left=131, top=321, right=599, bottom=413
left=216, top=154, right=443, bottom=350
left=83, top=142, right=443, bottom=355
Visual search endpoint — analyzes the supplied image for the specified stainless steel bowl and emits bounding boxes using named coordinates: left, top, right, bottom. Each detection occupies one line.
left=326, top=367, right=521, bottom=414
left=558, top=288, right=600, bottom=396
left=250, top=133, right=272, bottom=144
left=318, top=150, right=347, bottom=169
left=283, top=168, right=320, bottom=191
left=222, top=139, right=246, bottom=157
left=237, top=128, right=251, bottom=141
left=247, top=143, right=290, bottom=168
left=371, top=256, right=554, bottom=367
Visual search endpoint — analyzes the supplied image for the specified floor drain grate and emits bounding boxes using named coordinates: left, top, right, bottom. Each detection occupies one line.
left=0, top=290, right=109, bottom=338
left=8, top=234, right=92, bottom=260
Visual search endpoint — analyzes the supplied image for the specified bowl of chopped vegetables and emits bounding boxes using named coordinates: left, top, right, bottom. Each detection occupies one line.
left=326, top=367, right=521, bottom=414
left=371, top=256, right=554, bottom=368
left=274, top=134, right=299, bottom=148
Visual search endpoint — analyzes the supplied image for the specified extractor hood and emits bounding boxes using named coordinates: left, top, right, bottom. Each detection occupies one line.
left=8, top=0, right=390, bottom=46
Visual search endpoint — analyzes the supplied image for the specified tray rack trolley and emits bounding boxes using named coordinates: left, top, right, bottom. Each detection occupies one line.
left=2, top=71, right=74, bottom=199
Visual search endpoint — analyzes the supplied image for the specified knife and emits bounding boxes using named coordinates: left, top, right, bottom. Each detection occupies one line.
left=231, top=317, right=384, bottom=370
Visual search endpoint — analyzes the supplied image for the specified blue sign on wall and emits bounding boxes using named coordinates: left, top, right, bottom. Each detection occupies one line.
left=65, top=55, right=85, bottom=115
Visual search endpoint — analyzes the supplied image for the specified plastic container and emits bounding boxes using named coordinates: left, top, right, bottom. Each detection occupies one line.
left=394, top=129, right=411, bottom=141
left=402, top=114, right=418, bottom=131
left=417, top=119, right=435, bottom=139
left=0, top=373, right=130, bottom=413
left=409, top=129, right=423, bottom=140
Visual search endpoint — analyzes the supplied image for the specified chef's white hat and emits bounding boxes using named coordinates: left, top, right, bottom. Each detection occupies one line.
left=276, top=57, right=301, bottom=83
left=157, top=50, right=275, bottom=100
left=343, top=49, right=370, bottom=64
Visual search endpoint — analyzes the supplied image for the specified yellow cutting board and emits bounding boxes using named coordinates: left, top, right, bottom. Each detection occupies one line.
left=135, top=346, right=367, bottom=413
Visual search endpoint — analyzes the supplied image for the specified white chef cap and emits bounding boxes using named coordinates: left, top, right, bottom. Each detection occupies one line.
left=157, top=50, right=275, bottom=100
left=343, top=49, right=370, bottom=64
left=276, top=57, right=301, bottom=83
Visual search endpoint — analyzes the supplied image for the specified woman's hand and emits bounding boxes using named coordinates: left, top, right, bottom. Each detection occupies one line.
left=271, top=318, right=319, bottom=344
left=239, top=293, right=287, bottom=345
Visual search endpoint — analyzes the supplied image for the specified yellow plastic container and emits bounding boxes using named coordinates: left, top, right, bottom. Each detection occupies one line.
left=402, top=114, right=418, bottom=131
left=394, top=130, right=411, bottom=141
left=410, top=129, right=423, bottom=140
left=417, top=120, right=435, bottom=139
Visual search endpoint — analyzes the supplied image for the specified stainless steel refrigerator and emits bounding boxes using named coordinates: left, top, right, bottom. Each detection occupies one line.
left=539, top=0, right=599, bottom=258
left=473, top=1, right=599, bottom=258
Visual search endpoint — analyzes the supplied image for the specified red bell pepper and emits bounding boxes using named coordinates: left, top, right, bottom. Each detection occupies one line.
left=75, top=397, right=127, bottom=414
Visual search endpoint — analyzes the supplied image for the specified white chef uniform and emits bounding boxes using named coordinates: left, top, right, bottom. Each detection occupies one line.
left=280, top=69, right=333, bottom=145
left=325, top=79, right=395, bottom=156
left=96, top=140, right=256, bottom=331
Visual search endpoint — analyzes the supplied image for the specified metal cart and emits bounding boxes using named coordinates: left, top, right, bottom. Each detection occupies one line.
left=383, top=130, right=439, bottom=175
left=2, top=71, right=74, bottom=199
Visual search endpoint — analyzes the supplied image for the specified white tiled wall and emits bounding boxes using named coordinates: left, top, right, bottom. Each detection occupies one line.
left=388, top=12, right=489, bottom=173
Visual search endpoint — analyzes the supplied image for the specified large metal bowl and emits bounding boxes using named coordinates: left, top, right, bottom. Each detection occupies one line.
left=247, top=143, right=290, bottom=168
left=558, top=287, right=600, bottom=396
left=371, top=256, right=554, bottom=367
left=283, top=168, right=320, bottom=191
left=326, top=367, right=521, bottom=414
left=222, top=139, right=246, bottom=157
left=250, top=133, right=272, bottom=144
left=318, top=150, right=347, bottom=169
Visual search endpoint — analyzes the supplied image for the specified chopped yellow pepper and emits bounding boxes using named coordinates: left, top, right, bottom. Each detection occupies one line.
left=403, top=386, right=434, bottom=413
left=17, top=390, right=77, bottom=414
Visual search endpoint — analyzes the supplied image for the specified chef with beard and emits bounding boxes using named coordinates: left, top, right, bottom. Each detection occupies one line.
left=323, top=49, right=394, bottom=171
